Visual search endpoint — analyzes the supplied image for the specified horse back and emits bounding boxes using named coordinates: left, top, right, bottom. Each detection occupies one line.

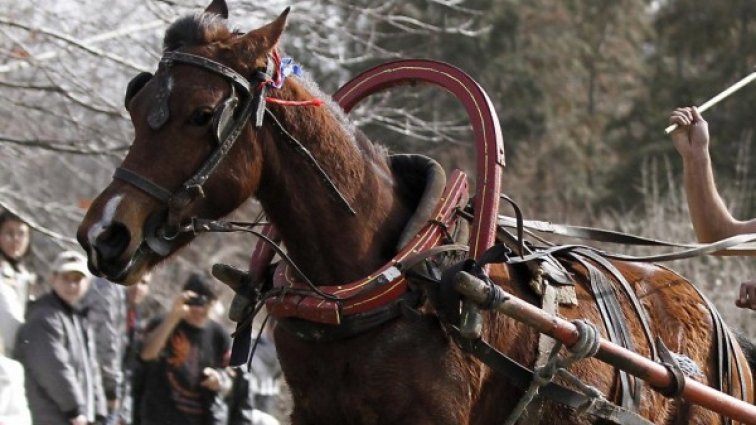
left=479, top=258, right=754, bottom=424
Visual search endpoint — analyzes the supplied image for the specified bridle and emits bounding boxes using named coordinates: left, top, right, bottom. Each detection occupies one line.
left=114, top=50, right=355, bottom=258
left=114, top=51, right=274, bottom=256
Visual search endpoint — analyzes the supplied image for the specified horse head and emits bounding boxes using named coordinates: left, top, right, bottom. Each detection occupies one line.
left=77, top=0, right=289, bottom=284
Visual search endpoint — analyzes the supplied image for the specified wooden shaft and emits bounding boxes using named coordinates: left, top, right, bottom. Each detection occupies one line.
left=454, top=271, right=756, bottom=424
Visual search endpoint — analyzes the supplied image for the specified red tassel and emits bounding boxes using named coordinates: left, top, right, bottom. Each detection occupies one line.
left=266, top=97, right=324, bottom=107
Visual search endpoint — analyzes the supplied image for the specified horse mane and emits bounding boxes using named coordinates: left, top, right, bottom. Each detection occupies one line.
left=163, top=12, right=389, bottom=164
left=276, top=64, right=390, bottom=165
left=163, top=13, right=235, bottom=51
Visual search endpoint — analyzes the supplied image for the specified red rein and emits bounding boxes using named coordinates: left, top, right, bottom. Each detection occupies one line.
left=266, top=97, right=324, bottom=107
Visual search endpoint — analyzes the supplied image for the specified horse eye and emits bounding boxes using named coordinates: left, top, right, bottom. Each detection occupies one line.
left=189, top=108, right=214, bottom=126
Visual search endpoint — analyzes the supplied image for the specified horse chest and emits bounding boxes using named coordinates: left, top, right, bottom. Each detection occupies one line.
left=276, top=317, right=472, bottom=424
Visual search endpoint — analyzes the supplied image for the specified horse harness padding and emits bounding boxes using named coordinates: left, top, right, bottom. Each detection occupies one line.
left=265, top=161, right=471, bottom=341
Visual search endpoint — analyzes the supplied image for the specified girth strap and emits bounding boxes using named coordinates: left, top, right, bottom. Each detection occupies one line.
left=572, top=249, right=657, bottom=362
left=569, top=255, right=642, bottom=411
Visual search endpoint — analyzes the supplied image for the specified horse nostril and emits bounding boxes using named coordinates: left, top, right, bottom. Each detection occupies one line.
left=93, top=222, right=131, bottom=262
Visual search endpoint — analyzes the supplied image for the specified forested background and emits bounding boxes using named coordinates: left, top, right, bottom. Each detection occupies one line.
left=1, top=0, right=755, bottom=345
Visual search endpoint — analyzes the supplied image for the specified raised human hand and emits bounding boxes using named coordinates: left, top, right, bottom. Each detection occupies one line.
left=736, top=280, right=756, bottom=310
left=669, top=106, right=710, bottom=160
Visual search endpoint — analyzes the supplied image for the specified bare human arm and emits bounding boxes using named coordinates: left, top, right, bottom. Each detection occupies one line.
left=669, top=107, right=756, bottom=242
left=670, top=107, right=756, bottom=310
left=736, top=280, right=756, bottom=310
left=139, top=291, right=193, bottom=361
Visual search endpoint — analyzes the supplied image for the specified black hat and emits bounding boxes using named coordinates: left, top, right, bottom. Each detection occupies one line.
left=182, top=273, right=218, bottom=300
left=0, top=210, right=23, bottom=227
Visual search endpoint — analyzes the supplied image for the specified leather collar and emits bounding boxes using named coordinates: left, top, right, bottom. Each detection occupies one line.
left=265, top=170, right=469, bottom=325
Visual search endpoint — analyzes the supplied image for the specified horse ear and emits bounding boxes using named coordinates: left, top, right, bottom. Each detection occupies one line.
left=204, top=0, right=229, bottom=19
left=242, top=8, right=290, bottom=52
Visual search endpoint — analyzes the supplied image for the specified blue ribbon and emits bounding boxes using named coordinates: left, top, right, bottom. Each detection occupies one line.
left=271, top=57, right=303, bottom=89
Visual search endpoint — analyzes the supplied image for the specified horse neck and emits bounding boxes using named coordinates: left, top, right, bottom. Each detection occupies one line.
left=255, top=81, right=412, bottom=284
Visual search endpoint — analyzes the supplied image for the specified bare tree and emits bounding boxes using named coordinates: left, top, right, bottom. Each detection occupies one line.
left=0, top=0, right=485, bottom=281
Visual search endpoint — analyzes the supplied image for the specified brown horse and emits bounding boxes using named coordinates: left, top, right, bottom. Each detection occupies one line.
left=77, top=1, right=754, bottom=423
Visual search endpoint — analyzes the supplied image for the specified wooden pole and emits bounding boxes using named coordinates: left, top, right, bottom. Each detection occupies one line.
left=454, top=271, right=756, bottom=425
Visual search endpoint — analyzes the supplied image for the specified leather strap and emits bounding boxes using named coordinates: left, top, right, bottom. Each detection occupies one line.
left=113, top=167, right=172, bottom=203
left=499, top=215, right=756, bottom=256
left=572, top=249, right=657, bottom=361
left=670, top=265, right=749, bottom=425
left=449, top=328, right=654, bottom=425
left=570, top=255, right=642, bottom=411
left=497, top=233, right=756, bottom=264
left=276, top=291, right=421, bottom=342
left=653, top=337, right=687, bottom=398
left=498, top=215, right=699, bottom=248
left=265, top=108, right=356, bottom=215
left=162, top=51, right=254, bottom=91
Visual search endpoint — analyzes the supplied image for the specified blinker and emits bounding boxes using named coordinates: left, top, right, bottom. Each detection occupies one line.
left=124, top=72, right=153, bottom=109
left=148, top=68, right=173, bottom=130
left=212, top=85, right=239, bottom=142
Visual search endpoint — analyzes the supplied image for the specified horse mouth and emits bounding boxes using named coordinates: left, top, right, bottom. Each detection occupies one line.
left=91, top=245, right=149, bottom=284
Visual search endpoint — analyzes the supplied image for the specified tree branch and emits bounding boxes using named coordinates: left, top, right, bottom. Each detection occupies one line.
left=0, top=16, right=155, bottom=73
left=0, top=135, right=127, bottom=155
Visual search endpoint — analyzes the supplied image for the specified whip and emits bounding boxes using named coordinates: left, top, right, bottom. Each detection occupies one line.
left=664, top=69, right=756, bottom=134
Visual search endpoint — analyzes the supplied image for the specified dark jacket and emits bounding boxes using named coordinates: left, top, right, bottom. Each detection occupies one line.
left=15, top=292, right=107, bottom=424
left=84, top=278, right=127, bottom=402
left=135, top=318, right=230, bottom=425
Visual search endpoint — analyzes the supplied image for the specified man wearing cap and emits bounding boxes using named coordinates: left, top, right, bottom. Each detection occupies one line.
left=135, top=273, right=231, bottom=425
left=15, top=250, right=106, bottom=425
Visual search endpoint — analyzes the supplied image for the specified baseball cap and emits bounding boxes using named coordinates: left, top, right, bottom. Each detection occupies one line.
left=52, top=250, right=90, bottom=276
left=182, top=273, right=218, bottom=300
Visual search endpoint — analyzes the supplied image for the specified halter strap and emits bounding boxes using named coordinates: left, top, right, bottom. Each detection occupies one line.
left=115, top=52, right=272, bottom=203
left=113, top=167, right=172, bottom=203
left=114, top=50, right=356, bottom=257
left=162, top=51, right=254, bottom=92
left=113, top=51, right=274, bottom=254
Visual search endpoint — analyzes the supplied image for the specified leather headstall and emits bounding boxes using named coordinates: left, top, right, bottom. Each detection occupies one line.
left=114, top=52, right=275, bottom=256
left=266, top=170, right=470, bottom=328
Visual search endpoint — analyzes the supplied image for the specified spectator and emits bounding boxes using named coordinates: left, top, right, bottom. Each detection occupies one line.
left=136, top=273, right=232, bottom=425
left=248, top=320, right=282, bottom=416
left=84, top=271, right=160, bottom=425
left=15, top=250, right=106, bottom=425
left=84, top=277, right=127, bottom=424
left=0, top=333, right=31, bottom=425
left=0, top=210, right=36, bottom=355
left=120, top=272, right=158, bottom=425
